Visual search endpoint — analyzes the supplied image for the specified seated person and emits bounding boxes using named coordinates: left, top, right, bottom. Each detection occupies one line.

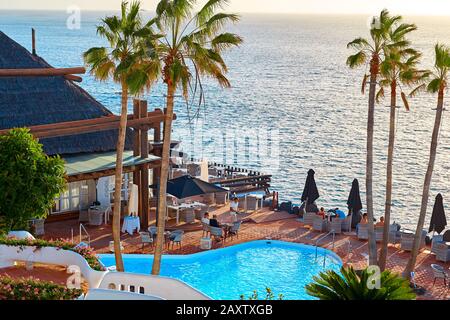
left=375, top=216, right=385, bottom=227
left=230, top=197, right=240, bottom=213
left=317, top=207, right=326, bottom=219
left=356, top=213, right=368, bottom=233
left=360, top=213, right=368, bottom=224
left=209, top=214, right=220, bottom=228
left=201, top=212, right=210, bottom=225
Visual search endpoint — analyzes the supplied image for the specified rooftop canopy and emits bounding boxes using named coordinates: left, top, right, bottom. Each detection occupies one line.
left=64, top=151, right=160, bottom=182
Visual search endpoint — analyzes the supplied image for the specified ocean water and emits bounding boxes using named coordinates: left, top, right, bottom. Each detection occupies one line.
left=1, top=11, right=450, bottom=229
left=99, top=240, right=342, bottom=300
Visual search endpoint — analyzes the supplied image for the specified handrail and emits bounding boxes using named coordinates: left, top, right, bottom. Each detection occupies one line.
left=314, top=230, right=336, bottom=267
left=79, top=223, right=91, bottom=247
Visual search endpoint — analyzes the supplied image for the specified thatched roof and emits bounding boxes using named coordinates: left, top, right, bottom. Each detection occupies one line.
left=0, top=31, right=132, bottom=156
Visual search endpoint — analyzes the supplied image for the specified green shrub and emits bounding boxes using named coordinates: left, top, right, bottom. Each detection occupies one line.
left=0, top=128, right=66, bottom=232
left=0, top=276, right=83, bottom=300
left=306, top=266, right=416, bottom=300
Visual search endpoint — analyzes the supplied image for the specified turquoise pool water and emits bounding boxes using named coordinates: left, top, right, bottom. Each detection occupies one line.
left=99, top=240, right=342, bottom=300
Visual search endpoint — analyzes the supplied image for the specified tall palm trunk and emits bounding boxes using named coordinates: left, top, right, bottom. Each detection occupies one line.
left=112, top=82, right=128, bottom=272
left=404, top=88, right=445, bottom=279
left=152, top=84, right=175, bottom=275
left=379, top=81, right=397, bottom=270
left=366, top=54, right=379, bottom=267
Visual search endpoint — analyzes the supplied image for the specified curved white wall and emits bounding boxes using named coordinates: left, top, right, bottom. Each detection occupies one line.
left=0, top=245, right=211, bottom=300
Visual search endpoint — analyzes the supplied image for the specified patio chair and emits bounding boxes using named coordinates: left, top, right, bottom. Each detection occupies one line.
left=303, top=212, right=316, bottom=227
left=139, top=232, right=153, bottom=250
left=169, top=230, right=184, bottom=250
left=88, top=209, right=104, bottom=226
left=208, top=167, right=219, bottom=177
left=210, top=226, right=224, bottom=243
left=30, top=219, right=45, bottom=236
left=238, top=197, right=247, bottom=211
left=246, top=196, right=259, bottom=212
left=215, top=192, right=229, bottom=206
left=228, top=221, right=242, bottom=240
left=375, top=226, right=384, bottom=242
left=431, top=234, right=444, bottom=254
left=434, top=242, right=450, bottom=263
left=187, top=163, right=201, bottom=177
left=389, top=224, right=401, bottom=244
left=180, top=207, right=195, bottom=224
left=341, top=215, right=352, bottom=232
left=431, top=264, right=448, bottom=286
left=401, top=230, right=427, bottom=252
left=202, top=222, right=210, bottom=237
left=357, top=224, right=369, bottom=240
left=195, top=205, right=210, bottom=220
left=148, top=226, right=158, bottom=239
left=79, top=209, right=90, bottom=223
left=329, top=218, right=342, bottom=234
left=312, top=216, right=327, bottom=232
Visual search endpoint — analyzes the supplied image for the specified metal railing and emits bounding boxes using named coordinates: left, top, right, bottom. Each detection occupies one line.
left=314, top=230, right=336, bottom=268
left=79, top=223, right=91, bottom=247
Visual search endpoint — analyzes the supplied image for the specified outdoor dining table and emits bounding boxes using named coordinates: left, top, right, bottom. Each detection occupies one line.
left=121, top=216, right=140, bottom=235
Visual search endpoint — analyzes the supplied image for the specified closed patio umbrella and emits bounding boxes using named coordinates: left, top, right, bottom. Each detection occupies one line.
left=301, top=169, right=320, bottom=205
left=429, top=193, right=447, bottom=234
left=164, top=175, right=227, bottom=199
left=347, top=179, right=363, bottom=228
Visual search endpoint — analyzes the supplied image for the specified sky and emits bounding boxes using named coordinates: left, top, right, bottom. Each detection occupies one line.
left=1, top=0, right=450, bottom=16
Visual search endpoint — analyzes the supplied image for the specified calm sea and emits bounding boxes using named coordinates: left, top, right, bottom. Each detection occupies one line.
left=1, top=10, right=450, bottom=228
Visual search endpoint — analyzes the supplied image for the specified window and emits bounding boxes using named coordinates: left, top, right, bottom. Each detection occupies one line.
left=52, top=181, right=86, bottom=214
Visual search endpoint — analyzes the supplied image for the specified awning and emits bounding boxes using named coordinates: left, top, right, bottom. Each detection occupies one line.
left=64, top=151, right=160, bottom=177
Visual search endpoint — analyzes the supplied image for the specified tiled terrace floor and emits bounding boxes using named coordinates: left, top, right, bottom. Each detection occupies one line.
left=40, top=207, right=450, bottom=300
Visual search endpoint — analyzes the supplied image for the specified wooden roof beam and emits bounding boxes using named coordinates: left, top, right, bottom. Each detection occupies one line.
left=30, top=114, right=166, bottom=139
left=0, top=67, right=86, bottom=77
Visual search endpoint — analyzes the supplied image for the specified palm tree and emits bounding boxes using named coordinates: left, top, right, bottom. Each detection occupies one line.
left=150, top=0, right=242, bottom=275
left=346, top=9, right=403, bottom=266
left=404, top=44, right=450, bottom=279
left=83, top=1, right=160, bottom=272
left=376, top=25, right=430, bottom=270
left=306, top=266, right=415, bottom=300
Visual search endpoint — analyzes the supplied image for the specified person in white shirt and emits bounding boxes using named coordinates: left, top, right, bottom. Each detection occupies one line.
left=201, top=212, right=210, bottom=225
left=230, top=197, right=239, bottom=213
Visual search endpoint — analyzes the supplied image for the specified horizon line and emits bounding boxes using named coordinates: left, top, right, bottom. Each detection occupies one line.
left=1, top=8, right=450, bottom=18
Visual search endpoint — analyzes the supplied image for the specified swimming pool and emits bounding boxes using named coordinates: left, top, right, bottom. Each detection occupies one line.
left=99, top=240, right=342, bottom=300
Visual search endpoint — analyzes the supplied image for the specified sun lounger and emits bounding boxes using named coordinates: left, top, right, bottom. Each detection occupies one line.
left=303, top=212, right=316, bottom=226
left=401, top=230, right=427, bottom=251
left=312, top=216, right=327, bottom=232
